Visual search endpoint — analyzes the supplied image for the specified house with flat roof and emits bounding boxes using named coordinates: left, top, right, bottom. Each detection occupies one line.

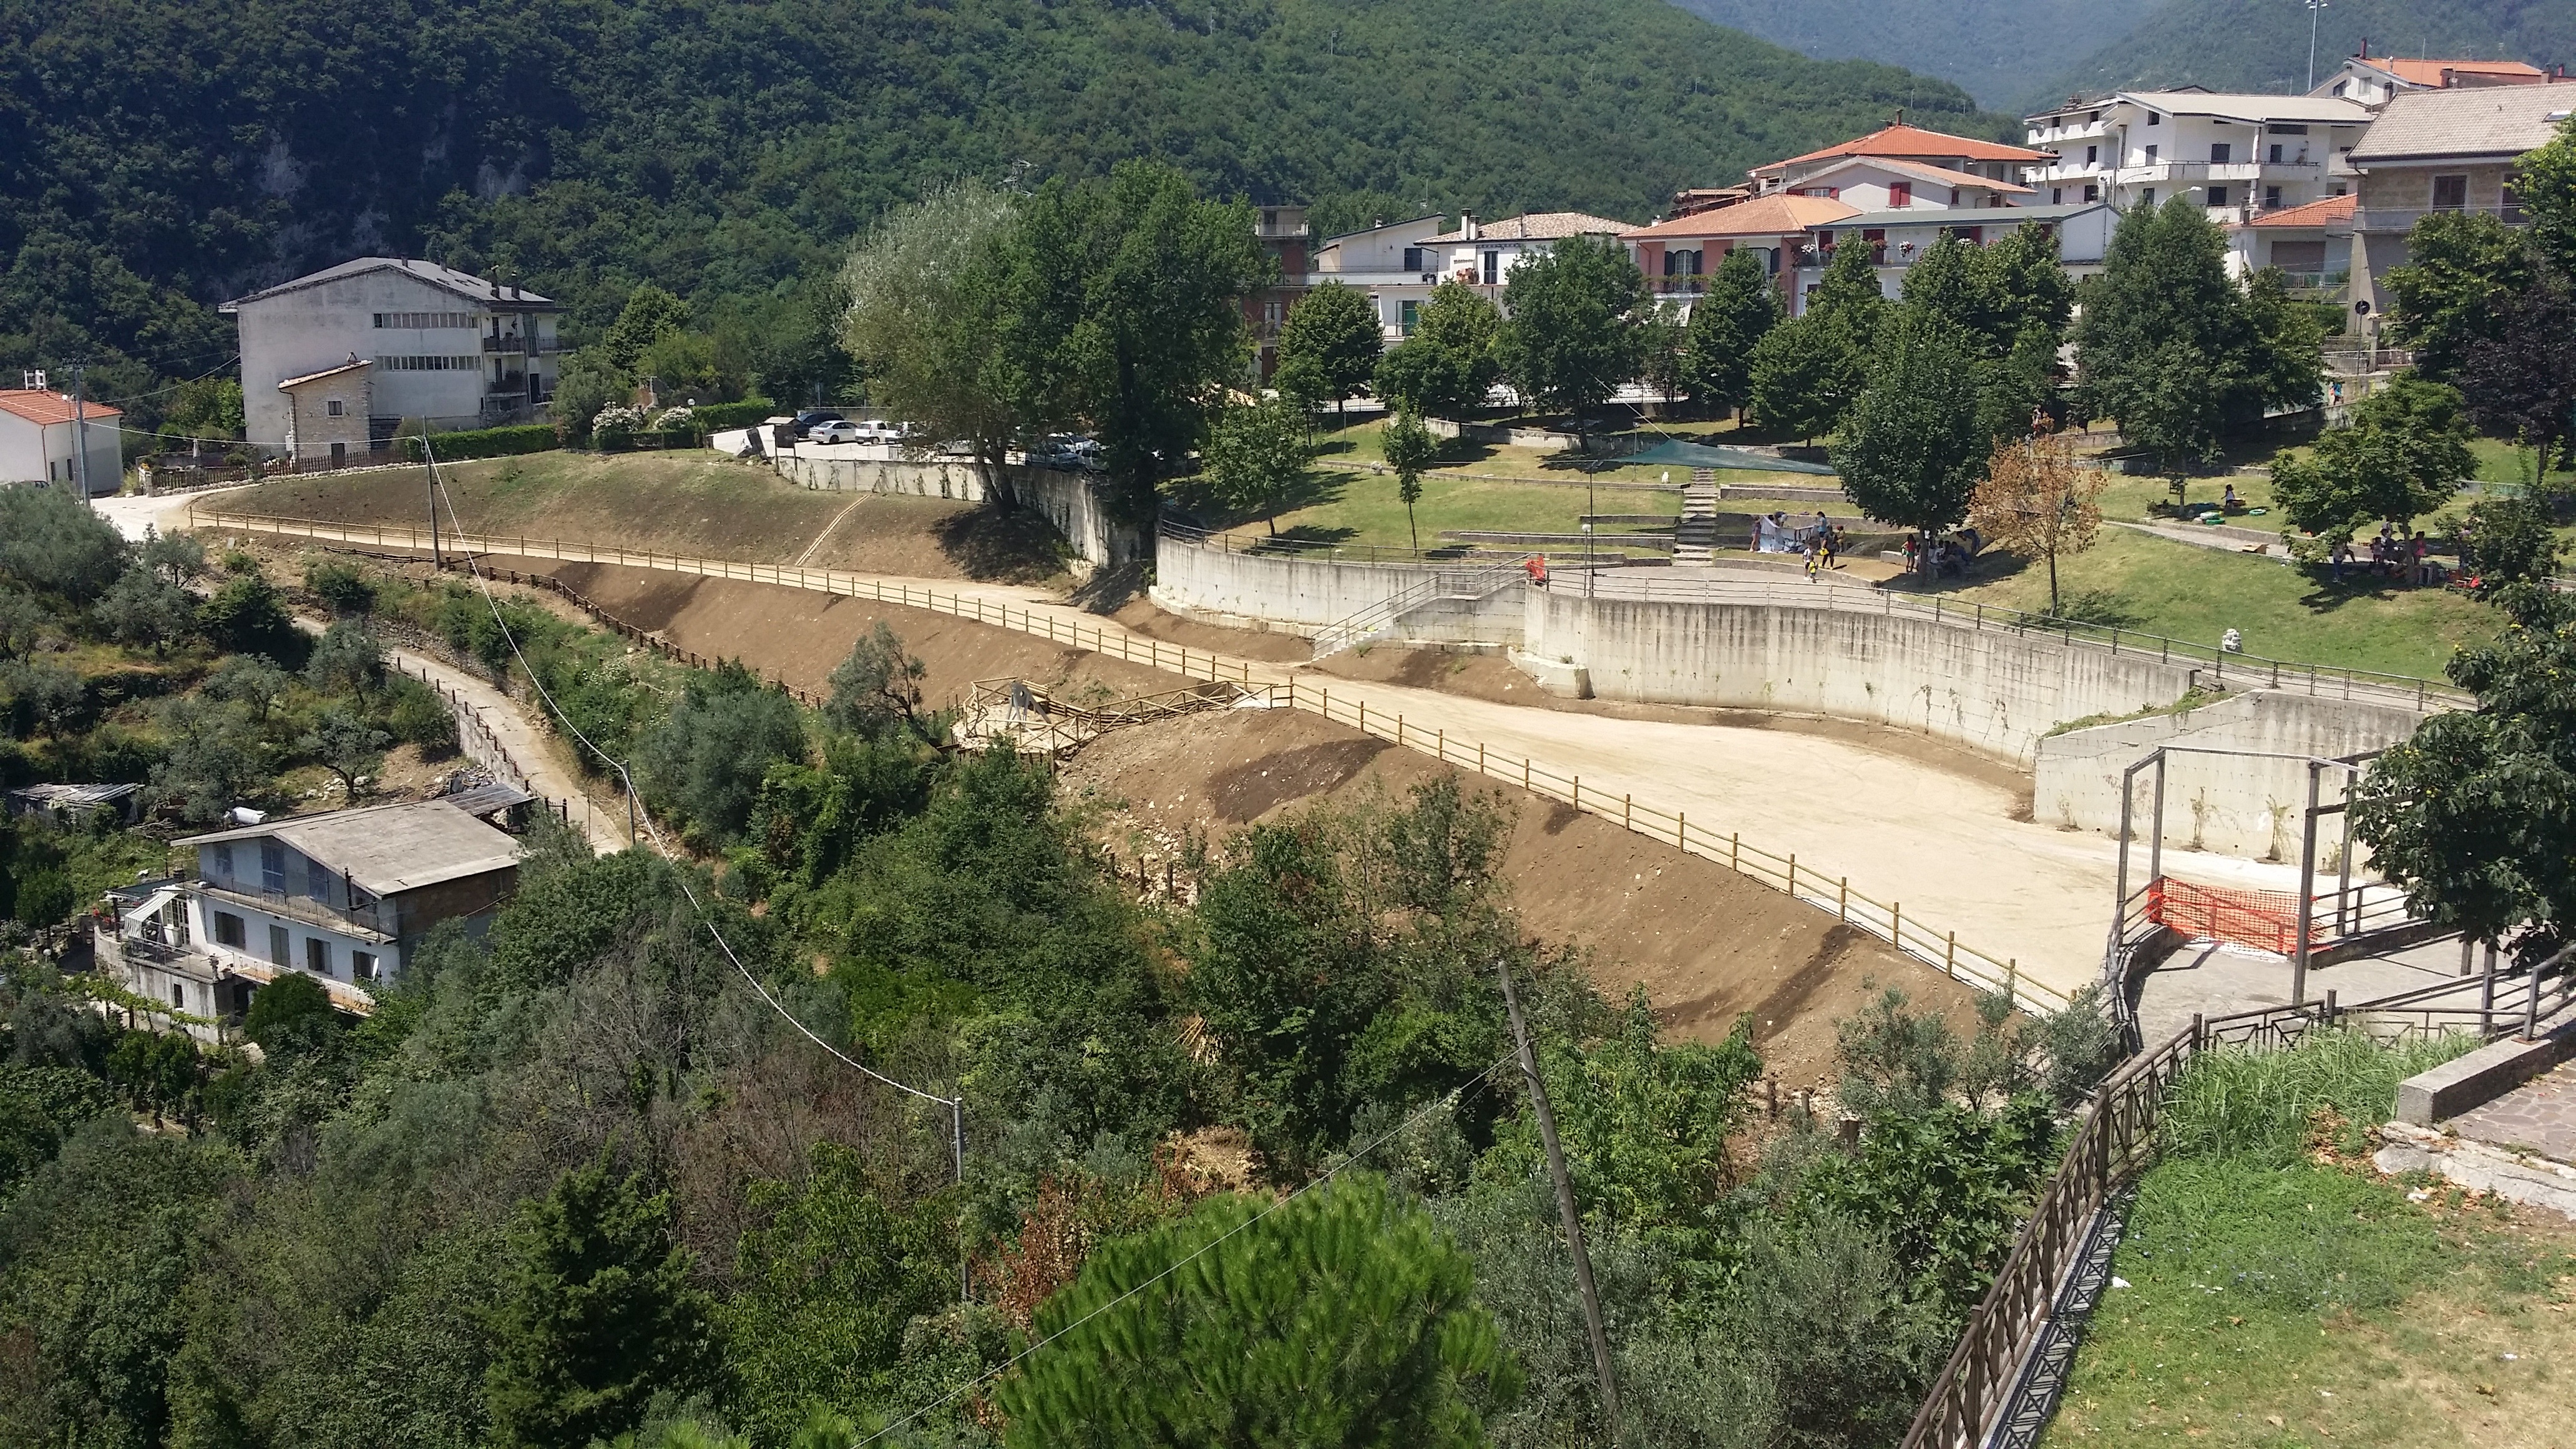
left=97, top=799, right=526, bottom=1040
left=2023, top=91, right=2373, bottom=220
left=222, top=257, right=564, bottom=461
left=0, top=384, right=124, bottom=493
left=2345, top=82, right=2576, bottom=322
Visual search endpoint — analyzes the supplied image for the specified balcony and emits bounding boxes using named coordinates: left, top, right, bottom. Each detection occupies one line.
left=197, top=878, right=396, bottom=942
left=2353, top=202, right=2525, bottom=233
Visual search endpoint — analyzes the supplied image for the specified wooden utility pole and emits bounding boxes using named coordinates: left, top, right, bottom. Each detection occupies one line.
left=424, top=423, right=442, bottom=569
left=1497, top=956, right=1622, bottom=1442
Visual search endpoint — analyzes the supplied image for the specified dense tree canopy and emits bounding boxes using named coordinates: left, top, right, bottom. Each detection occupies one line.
left=1496, top=236, right=1650, bottom=417
left=2268, top=377, right=2479, bottom=542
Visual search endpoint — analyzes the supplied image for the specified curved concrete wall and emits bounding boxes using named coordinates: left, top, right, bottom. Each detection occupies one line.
left=1150, top=534, right=1435, bottom=633
left=774, top=452, right=1143, bottom=567
left=1525, top=587, right=2204, bottom=764
left=2032, top=689, right=2428, bottom=861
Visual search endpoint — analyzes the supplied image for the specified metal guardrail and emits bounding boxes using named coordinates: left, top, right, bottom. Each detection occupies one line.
left=196, top=509, right=2059, bottom=1010
left=1310, top=557, right=1534, bottom=661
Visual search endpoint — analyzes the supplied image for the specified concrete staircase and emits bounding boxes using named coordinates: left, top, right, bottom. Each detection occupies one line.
left=1672, top=471, right=1720, bottom=566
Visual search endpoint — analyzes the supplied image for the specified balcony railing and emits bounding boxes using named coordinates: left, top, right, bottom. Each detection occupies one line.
left=197, top=879, right=396, bottom=942
left=2354, top=203, right=2525, bottom=233
left=480, top=333, right=560, bottom=354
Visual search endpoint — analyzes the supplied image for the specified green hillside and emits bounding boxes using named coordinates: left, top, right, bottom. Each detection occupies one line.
left=0, top=0, right=2006, bottom=424
left=1663, top=0, right=2142, bottom=108
left=2035, top=0, right=2576, bottom=109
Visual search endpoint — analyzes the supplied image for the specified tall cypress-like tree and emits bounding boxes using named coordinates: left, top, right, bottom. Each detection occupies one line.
left=1682, top=247, right=1780, bottom=419
left=485, top=1153, right=716, bottom=1449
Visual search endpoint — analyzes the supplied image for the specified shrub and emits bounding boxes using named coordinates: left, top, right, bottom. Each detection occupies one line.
left=385, top=676, right=458, bottom=754
left=304, top=559, right=376, bottom=615
left=401, top=424, right=556, bottom=463
left=592, top=405, right=647, bottom=452
left=691, top=399, right=778, bottom=432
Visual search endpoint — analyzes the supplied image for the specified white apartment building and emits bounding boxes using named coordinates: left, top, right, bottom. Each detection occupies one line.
left=1749, top=122, right=2052, bottom=200
left=97, top=799, right=525, bottom=1041
left=223, top=257, right=564, bottom=459
left=2309, top=51, right=2554, bottom=108
left=2022, top=92, right=2373, bottom=222
left=1307, top=213, right=1451, bottom=341
left=0, top=383, right=124, bottom=493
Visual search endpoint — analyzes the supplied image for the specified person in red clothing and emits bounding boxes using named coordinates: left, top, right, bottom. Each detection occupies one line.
left=1522, top=554, right=1549, bottom=588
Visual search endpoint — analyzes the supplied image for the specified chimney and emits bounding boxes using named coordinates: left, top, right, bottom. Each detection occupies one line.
left=1461, top=211, right=1479, bottom=241
left=2359, top=37, right=2368, bottom=60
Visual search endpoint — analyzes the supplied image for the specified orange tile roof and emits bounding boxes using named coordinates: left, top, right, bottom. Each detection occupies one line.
left=1623, top=194, right=1857, bottom=240
left=1767, top=122, right=2051, bottom=170
left=0, top=390, right=124, bottom=426
left=2382, top=57, right=2548, bottom=87
left=2248, top=194, right=2358, bottom=228
left=1801, top=154, right=2037, bottom=195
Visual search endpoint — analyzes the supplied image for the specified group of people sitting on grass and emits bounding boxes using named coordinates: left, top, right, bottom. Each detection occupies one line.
left=2327, top=523, right=2445, bottom=587
left=1900, top=529, right=1983, bottom=581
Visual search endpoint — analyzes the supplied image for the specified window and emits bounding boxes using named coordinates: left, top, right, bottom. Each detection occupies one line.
left=1398, top=299, right=1419, bottom=335
left=1401, top=246, right=1424, bottom=272
left=1888, top=182, right=1913, bottom=208
left=2431, top=174, right=2469, bottom=210
left=2331, top=81, right=2348, bottom=96
left=2051, top=187, right=2064, bottom=204
left=171, top=982, right=185, bottom=1008
left=2263, top=185, right=2283, bottom=209
left=213, top=844, right=233, bottom=881
left=2268, top=144, right=2284, bottom=164
left=214, top=912, right=246, bottom=948
left=2145, top=144, right=2159, bottom=164
left=2082, top=184, right=2100, bottom=202
left=1261, top=210, right=1277, bottom=230
left=306, top=937, right=331, bottom=977
left=306, top=856, right=331, bottom=902
left=353, top=951, right=379, bottom=983
left=2504, top=175, right=2524, bottom=223
left=2268, top=124, right=2308, bottom=135
left=1480, top=250, right=1499, bottom=285
left=2207, top=185, right=2230, bottom=207
left=2210, top=143, right=2232, bottom=164
left=2142, top=189, right=2157, bottom=207
left=372, top=312, right=476, bottom=329
left=2147, top=113, right=2161, bottom=126
left=267, top=924, right=291, bottom=967
left=2084, top=145, right=2099, bottom=165
left=324, top=398, right=346, bottom=417
left=261, top=841, right=286, bottom=894
left=1861, top=229, right=1887, bottom=263
left=374, top=356, right=481, bottom=371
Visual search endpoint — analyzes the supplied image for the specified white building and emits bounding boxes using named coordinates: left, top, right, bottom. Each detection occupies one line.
left=222, top=257, right=564, bottom=459
left=2345, top=81, right=2576, bottom=324
left=0, top=384, right=124, bottom=493
left=1748, top=122, right=2053, bottom=201
left=97, top=799, right=526, bottom=1041
left=1307, top=214, right=1451, bottom=340
left=2022, top=91, right=2373, bottom=222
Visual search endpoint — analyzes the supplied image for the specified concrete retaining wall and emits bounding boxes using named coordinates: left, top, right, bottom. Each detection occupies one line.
left=1150, top=535, right=1437, bottom=633
left=2031, top=690, right=2428, bottom=860
left=773, top=450, right=1143, bottom=568
left=1523, top=588, right=2203, bottom=764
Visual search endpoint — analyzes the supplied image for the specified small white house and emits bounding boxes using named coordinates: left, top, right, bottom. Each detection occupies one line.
left=97, top=799, right=525, bottom=1040
left=1307, top=213, right=1452, bottom=340
left=2308, top=51, right=2554, bottom=109
left=222, top=257, right=564, bottom=459
left=0, top=385, right=124, bottom=493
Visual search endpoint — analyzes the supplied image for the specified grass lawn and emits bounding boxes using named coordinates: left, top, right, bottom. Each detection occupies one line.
left=2044, top=1031, right=2575, bottom=1449
left=1169, top=464, right=1679, bottom=557
left=1309, top=417, right=1827, bottom=492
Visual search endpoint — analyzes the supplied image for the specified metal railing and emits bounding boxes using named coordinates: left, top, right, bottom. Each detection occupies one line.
left=1309, top=557, right=1533, bottom=661
left=195, top=879, right=397, bottom=942
left=189, top=509, right=2061, bottom=1011
left=1905, top=965, right=2571, bottom=1449
left=2353, top=203, right=2524, bottom=233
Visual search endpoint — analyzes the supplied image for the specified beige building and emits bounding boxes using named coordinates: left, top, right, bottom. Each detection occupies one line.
left=278, top=356, right=374, bottom=469
left=2346, top=82, right=2576, bottom=324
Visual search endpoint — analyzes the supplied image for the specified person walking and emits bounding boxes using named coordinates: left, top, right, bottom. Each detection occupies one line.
left=2330, top=537, right=2351, bottom=582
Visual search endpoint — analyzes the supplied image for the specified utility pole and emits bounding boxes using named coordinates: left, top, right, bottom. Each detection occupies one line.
left=424, top=423, right=442, bottom=570
left=952, top=1096, right=970, bottom=1302
left=1497, top=956, right=1622, bottom=1443
left=2306, top=0, right=2329, bottom=91
left=69, top=363, right=92, bottom=506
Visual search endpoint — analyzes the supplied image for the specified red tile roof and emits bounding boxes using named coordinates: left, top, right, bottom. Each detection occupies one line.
left=1767, top=122, right=2051, bottom=170
left=1623, top=194, right=1856, bottom=240
left=2382, top=58, right=2549, bottom=87
left=1799, top=154, right=2037, bottom=195
left=0, top=390, right=124, bottom=426
left=2248, top=194, right=2358, bottom=228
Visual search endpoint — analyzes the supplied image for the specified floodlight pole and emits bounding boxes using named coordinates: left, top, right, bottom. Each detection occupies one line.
left=2291, top=759, right=2323, bottom=1005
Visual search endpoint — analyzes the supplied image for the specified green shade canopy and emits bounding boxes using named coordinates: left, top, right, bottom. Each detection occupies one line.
left=1620, top=439, right=1838, bottom=476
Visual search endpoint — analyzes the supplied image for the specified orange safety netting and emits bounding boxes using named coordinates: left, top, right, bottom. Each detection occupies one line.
left=2148, top=877, right=2305, bottom=955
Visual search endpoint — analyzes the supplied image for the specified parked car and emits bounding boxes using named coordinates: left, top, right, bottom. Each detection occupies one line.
left=1032, top=434, right=1103, bottom=471
left=808, top=419, right=867, bottom=444
left=791, top=409, right=844, bottom=439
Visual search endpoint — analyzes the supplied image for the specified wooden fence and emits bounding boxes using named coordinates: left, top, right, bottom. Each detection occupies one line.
left=195, top=509, right=2061, bottom=1010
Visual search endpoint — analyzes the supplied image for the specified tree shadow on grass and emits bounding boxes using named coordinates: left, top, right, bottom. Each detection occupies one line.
left=2295, top=569, right=2450, bottom=616
left=1163, top=469, right=1348, bottom=532
left=2042, top=589, right=2142, bottom=629
left=935, top=504, right=1074, bottom=585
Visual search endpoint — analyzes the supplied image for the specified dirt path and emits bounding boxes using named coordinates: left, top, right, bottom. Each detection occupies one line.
left=383, top=645, right=631, bottom=855
left=205, top=514, right=2327, bottom=1000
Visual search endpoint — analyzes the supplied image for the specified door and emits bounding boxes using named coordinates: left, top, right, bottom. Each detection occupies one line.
left=330, top=442, right=346, bottom=468
left=267, top=923, right=291, bottom=967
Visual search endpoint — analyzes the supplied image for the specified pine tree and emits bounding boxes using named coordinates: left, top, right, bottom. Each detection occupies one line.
left=484, top=1153, right=716, bottom=1449
left=1682, top=248, right=1780, bottom=419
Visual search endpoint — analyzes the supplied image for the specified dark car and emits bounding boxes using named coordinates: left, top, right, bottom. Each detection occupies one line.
left=790, top=409, right=845, bottom=438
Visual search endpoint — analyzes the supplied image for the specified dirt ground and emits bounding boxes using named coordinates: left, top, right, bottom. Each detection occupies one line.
left=1060, top=707, right=1981, bottom=1088
left=470, top=561, right=1973, bottom=1080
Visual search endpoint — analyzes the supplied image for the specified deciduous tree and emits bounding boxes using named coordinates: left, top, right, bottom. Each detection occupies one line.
left=2383, top=212, right=2538, bottom=382
left=1201, top=395, right=1314, bottom=534
left=2457, top=271, right=2576, bottom=472
left=1496, top=234, right=1646, bottom=417
left=1380, top=408, right=1440, bottom=552
left=2454, top=495, right=2564, bottom=594
left=1682, top=247, right=1780, bottom=418
left=1837, top=311, right=1987, bottom=539
left=1969, top=426, right=2105, bottom=616
left=1274, top=281, right=1382, bottom=419
left=838, top=181, right=1025, bottom=503
left=2268, top=376, right=2477, bottom=540
left=822, top=622, right=931, bottom=744
left=298, top=706, right=389, bottom=800
left=1374, top=282, right=1502, bottom=419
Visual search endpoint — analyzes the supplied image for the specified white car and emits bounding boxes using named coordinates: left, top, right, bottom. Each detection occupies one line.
left=807, top=420, right=867, bottom=444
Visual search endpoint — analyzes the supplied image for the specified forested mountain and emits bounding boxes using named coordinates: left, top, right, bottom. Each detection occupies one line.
left=1662, top=0, right=2139, bottom=108
left=2036, top=0, right=2575, bottom=110
left=0, top=0, right=2003, bottom=424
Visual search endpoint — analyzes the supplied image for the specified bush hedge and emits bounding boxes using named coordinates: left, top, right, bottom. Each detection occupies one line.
left=691, top=399, right=779, bottom=432
left=403, top=424, right=557, bottom=462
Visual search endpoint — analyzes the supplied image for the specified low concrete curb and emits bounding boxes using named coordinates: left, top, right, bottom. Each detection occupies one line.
left=1507, top=648, right=1590, bottom=699
left=2395, top=1023, right=2576, bottom=1125
left=2374, top=1120, right=2576, bottom=1221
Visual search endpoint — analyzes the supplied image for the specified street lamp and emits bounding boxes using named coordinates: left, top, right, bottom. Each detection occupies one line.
left=2305, top=0, right=2329, bottom=92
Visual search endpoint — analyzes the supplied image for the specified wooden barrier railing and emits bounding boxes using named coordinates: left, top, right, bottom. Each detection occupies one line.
left=197, top=509, right=2062, bottom=1010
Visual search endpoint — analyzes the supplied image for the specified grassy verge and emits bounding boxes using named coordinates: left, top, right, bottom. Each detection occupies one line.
left=2044, top=1030, right=2576, bottom=1449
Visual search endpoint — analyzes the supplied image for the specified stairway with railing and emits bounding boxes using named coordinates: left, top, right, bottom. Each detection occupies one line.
left=1308, top=557, right=1533, bottom=661
left=1672, top=472, right=1719, bottom=565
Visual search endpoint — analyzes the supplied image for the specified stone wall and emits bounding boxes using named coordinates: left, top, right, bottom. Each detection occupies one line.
left=2031, top=688, right=2428, bottom=860
left=772, top=450, right=1144, bottom=568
